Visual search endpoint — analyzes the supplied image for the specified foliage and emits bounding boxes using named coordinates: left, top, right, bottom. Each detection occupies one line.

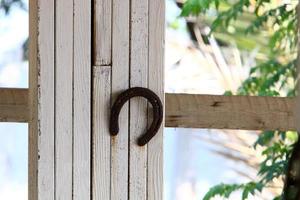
left=0, top=0, right=28, bottom=60
left=180, top=0, right=298, bottom=199
left=0, top=0, right=25, bottom=14
left=202, top=182, right=264, bottom=200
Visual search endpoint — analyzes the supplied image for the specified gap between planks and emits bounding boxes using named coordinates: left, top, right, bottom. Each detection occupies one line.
left=1, top=88, right=297, bottom=131
left=94, top=64, right=112, bottom=68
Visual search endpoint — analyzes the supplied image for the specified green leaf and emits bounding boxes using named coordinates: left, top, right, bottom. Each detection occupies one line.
left=203, top=183, right=242, bottom=200
left=223, top=91, right=233, bottom=96
left=254, top=131, right=275, bottom=148
left=179, top=0, right=298, bottom=199
left=242, top=182, right=263, bottom=200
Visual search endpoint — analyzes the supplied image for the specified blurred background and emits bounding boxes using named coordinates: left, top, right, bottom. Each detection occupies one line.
left=0, top=0, right=28, bottom=199
left=0, top=0, right=297, bottom=199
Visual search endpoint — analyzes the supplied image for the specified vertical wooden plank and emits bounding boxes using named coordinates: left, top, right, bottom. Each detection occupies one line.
left=93, top=66, right=111, bottom=200
left=94, top=0, right=112, bottom=65
left=29, top=0, right=55, bottom=199
left=55, top=0, right=73, bottom=198
left=130, top=0, right=149, bottom=199
left=148, top=0, right=164, bottom=199
left=73, top=0, right=91, bottom=198
left=111, top=0, right=130, bottom=199
left=29, top=0, right=38, bottom=199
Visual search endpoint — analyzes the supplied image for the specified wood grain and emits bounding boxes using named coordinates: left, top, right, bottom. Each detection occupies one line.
left=111, top=0, right=130, bottom=199
left=0, top=88, right=28, bottom=122
left=148, top=0, right=165, bottom=199
left=166, top=94, right=296, bottom=131
left=55, top=0, right=73, bottom=198
left=29, top=0, right=55, bottom=199
left=3, top=88, right=297, bottom=131
left=130, top=0, right=149, bottom=199
left=28, top=1, right=38, bottom=198
left=93, top=0, right=112, bottom=66
left=93, top=66, right=111, bottom=200
left=73, top=0, right=91, bottom=198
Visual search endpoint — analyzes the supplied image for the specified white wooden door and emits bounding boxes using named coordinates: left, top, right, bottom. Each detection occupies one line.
left=29, top=0, right=164, bottom=199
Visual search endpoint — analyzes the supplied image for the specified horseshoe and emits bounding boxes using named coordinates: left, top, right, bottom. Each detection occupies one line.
left=110, top=87, right=163, bottom=146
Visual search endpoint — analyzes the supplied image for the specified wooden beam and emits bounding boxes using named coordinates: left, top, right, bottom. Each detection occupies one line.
left=165, top=94, right=296, bottom=131
left=0, top=88, right=28, bottom=122
left=0, top=89, right=296, bottom=131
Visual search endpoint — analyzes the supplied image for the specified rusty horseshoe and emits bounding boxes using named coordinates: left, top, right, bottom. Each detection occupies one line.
left=109, top=87, right=163, bottom=146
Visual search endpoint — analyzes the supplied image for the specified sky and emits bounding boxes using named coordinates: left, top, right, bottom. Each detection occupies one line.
left=0, top=1, right=28, bottom=199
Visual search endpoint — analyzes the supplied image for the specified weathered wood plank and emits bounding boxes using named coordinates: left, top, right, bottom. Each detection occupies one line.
left=166, top=94, right=296, bottom=131
left=29, top=0, right=55, bottom=199
left=2, top=88, right=297, bottom=131
left=55, top=0, right=73, bottom=198
left=148, top=0, right=165, bottom=199
left=93, top=0, right=112, bottom=66
left=0, top=88, right=28, bottom=122
left=73, top=0, right=91, bottom=198
left=111, top=0, right=130, bottom=199
left=93, top=66, right=111, bottom=200
left=130, top=0, right=148, bottom=199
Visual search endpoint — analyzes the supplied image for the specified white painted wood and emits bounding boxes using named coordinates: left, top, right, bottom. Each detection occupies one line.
left=130, top=0, right=149, bottom=199
left=29, top=0, right=55, bottom=199
left=73, top=0, right=91, bottom=198
left=93, top=66, right=111, bottom=200
left=111, top=0, right=130, bottom=199
left=55, top=0, right=73, bottom=198
left=94, top=0, right=112, bottom=66
left=29, top=0, right=166, bottom=198
left=148, top=0, right=165, bottom=199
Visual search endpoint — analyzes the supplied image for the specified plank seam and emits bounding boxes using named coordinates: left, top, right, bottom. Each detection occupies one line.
left=128, top=0, right=132, bottom=199
left=93, top=64, right=112, bottom=68
left=54, top=0, right=57, bottom=198
left=91, top=2, right=94, bottom=198
left=71, top=0, right=75, bottom=197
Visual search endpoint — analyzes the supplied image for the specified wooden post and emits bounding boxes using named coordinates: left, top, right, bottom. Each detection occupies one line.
left=93, top=0, right=165, bottom=199
left=30, top=0, right=163, bottom=199
left=29, top=0, right=164, bottom=198
left=29, top=0, right=91, bottom=199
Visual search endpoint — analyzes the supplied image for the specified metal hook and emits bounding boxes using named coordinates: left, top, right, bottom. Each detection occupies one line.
left=110, top=87, right=163, bottom=146
left=283, top=138, right=300, bottom=200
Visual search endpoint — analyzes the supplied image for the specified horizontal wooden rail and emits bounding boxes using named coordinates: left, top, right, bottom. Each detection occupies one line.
left=0, top=88, right=28, bottom=122
left=0, top=88, right=296, bottom=131
left=165, top=93, right=296, bottom=131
